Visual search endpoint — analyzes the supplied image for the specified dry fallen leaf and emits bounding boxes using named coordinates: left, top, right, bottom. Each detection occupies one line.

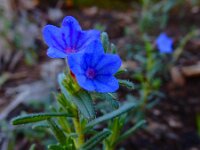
left=170, top=66, right=185, bottom=86
left=181, top=62, right=200, bottom=77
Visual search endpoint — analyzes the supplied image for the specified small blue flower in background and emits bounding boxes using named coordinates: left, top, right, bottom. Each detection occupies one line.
left=42, top=16, right=100, bottom=58
left=156, top=33, right=173, bottom=53
left=68, top=40, right=121, bottom=93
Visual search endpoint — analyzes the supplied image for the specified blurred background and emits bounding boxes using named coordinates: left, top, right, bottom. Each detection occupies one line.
left=0, top=0, right=200, bottom=149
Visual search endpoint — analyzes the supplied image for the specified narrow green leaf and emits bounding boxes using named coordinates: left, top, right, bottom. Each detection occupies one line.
left=118, top=79, right=134, bottom=90
left=0, top=73, right=10, bottom=87
left=111, top=43, right=117, bottom=54
left=100, top=93, right=119, bottom=109
left=196, top=113, right=200, bottom=136
left=65, top=137, right=76, bottom=150
left=58, top=73, right=71, bottom=101
left=29, top=144, right=36, bottom=150
left=86, top=102, right=135, bottom=127
left=81, top=129, right=111, bottom=150
left=68, top=133, right=78, bottom=138
left=115, top=120, right=146, bottom=144
left=32, top=122, right=50, bottom=130
left=101, top=32, right=110, bottom=52
left=48, top=144, right=64, bottom=150
left=115, top=69, right=127, bottom=76
left=12, top=112, right=72, bottom=125
left=56, top=93, right=74, bottom=116
left=72, top=90, right=95, bottom=120
left=47, top=119, right=66, bottom=145
left=107, top=95, right=119, bottom=109
left=173, top=29, right=199, bottom=62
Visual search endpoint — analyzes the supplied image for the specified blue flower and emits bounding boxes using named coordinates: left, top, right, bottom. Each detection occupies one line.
left=42, top=16, right=100, bottom=58
left=68, top=40, right=121, bottom=93
left=156, top=33, right=173, bottom=53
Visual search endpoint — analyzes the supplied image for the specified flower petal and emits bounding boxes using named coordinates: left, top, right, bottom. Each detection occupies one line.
left=96, top=54, right=122, bottom=75
left=61, top=16, right=82, bottom=49
left=84, top=40, right=104, bottom=54
left=68, top=53, right=85, bottom=74
left=156, top=33, right=173, bottom=53
left=158, top=44, right=173, bottom=53
left=81, top=40, right=105, bottom=68
left=76, top=30, right=100, bottom=50
left=42, top=25, right=66, bottom=51
left=47, top=47, right=67, bottom=58
left=93, top=75, right=119, bottom=92
left=62, top=16, right=81, bottom=30
left=76, top=75, right=96, bottom=91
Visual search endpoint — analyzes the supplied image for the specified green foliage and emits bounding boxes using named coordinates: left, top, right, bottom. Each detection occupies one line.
left=196, top=113, right=200, bottom=137
left=0, top=73, right=10, bottom=87
left=123, top=36, right=165, bottom=122
left=173, top=29, right=200, bottom=62
left=47, top=119, right=67, bottom=145
left=29, top=144, right=36, bottom=150
left=58, top=73, right=95, bottom=120
left=110, top=43, right=117, bottom=54
left=95, top=93, right=119, bottom=109
left=139, top=0, right=183, bottom=32
left=104, top=117, right=125, bottom=150
left=101, top=32, right=110, bottom=53
left=12, top=112, right=72, bottom=125
left=94, top=23, right=106, bottom=32
left=72, top=90, right=95, bottom=120
left=47, top=138, right=76, bottom=150
left=115, top=69, right=127, bottom=76
left=32, top=122, right=50, bottom=130
left=118, top=79, right=134, bottom=90
left=115, top=120, right=146, bottom=144
left=11, top=31, right=146, bottom=150
left=87, top=102, right=135, bottom=128
left=135, top=41, right=162, bottom=86
left=58, top=73, right=72, bottom=101
left=101, top=32, right=118, bottom=54
left=81, top=129, right=111, bottom=150
left=48, top=144, right=65, bottom=150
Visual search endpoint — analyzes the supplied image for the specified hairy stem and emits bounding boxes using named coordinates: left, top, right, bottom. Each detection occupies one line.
left=73, top=110, right=84, bottom=149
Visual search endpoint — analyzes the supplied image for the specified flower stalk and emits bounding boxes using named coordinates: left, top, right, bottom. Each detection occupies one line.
left=73, top=111, right=85, bottom=148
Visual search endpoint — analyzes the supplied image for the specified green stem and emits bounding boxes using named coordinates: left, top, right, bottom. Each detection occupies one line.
left=173, top=30, right=200, bottom=62
left=140, top=81, right=150, bottom=110
left=73, top=109, right=84, bottom=149
left=105, top=145, right=114, bottom=150
left=105, top=118, right=121, bottom=150
left=58, top=117, right=72, bottom=133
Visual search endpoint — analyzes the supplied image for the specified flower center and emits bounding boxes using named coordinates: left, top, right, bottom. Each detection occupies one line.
left=86, top=68, right=96, bottom=79
left=66, top=48, right=76, bottom=53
